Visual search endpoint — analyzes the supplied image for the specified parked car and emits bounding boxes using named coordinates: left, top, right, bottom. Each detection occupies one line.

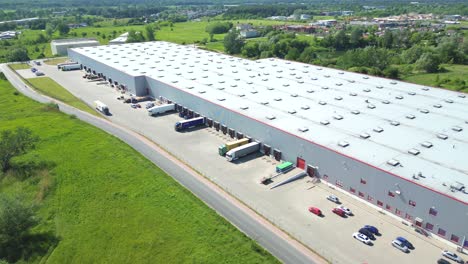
left=339, top=205, right=353, bottom=216
left=363, top=225, right=379, bottom=235
left=308, top=207, right=322, bottom=216
left=332, top=207, right=346, bottom=217
left=35, top=71, right=44, bottom=76
left=442, top=250, right=464, bottom=263
left=34, top=61, right=41, bottom=65
left=437, top=258, right=451, bottom=264
left=396, top=236, right=414, bottom=250
left=327, top=195, right=340, bottom=204
left=145, top=102, right=155, bottom=109
left=392, top=239, right=409, bottom=253
left=31, top=67, right=37, bottom=72
left=352, top=232, right=371, bottom=245
left=130, top=104, right=138, bottom=109
left=358, top=228, right=375, bottom=240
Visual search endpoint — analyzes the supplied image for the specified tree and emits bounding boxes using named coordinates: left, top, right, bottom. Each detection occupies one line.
left=45, top=24, right=54, bottom=37
left=415, top=53, right=440, bottom=73
left=205, top=22, right=233, bottom=35
left=57, top=23, right=70, bottom=36
left=349, top=27, right=364, bottom=48
left=0, top=127, right=38, bottom=173
left=0, top=195, right=39, bottom=262
left=126, top=30, right=145, bottom=43
left=333, top=30, right=349, bottom=51
left=145, top=25, right=155, bottom=41
left=6, top=47, right=29, bottom=62
left=285, top=47, right=300, bottom=60
left=241, top=42, right=259, bottom=58
left=223, top=30, right=244, bottom=55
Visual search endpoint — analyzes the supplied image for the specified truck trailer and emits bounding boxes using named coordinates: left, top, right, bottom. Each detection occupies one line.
left=94, top=100, right=110, bottom=115
left=57, top=62, right=78, bottom=70
left=218, top=138, right=250, bottom=156
left=61, top=63, right=81, bottom=71
left=226, top=142, right=260, bottom=162
left=148, top=103, right=175, bottom=116
left=175, top=117, right=205, bottom=132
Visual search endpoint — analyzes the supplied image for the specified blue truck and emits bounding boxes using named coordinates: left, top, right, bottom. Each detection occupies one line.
left=175, top=117, right=205, bottom=131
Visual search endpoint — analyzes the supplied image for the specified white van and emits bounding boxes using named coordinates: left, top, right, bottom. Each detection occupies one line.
left=94, top=100, right=110, bottom=115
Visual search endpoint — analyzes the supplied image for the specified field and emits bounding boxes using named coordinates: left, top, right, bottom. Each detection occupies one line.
left=9, top=63, right=31, bottom=70
left=26, top=77, right=100, bottom=116
left=0, top=78, right=278, bottom=263
left=402, top=64, right=468, bottom=93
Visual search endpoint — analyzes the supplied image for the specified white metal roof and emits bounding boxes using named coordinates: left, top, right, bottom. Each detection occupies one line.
left=51, top=38, right=99, bottom=45
left=71, top=41, right=468, bottom=203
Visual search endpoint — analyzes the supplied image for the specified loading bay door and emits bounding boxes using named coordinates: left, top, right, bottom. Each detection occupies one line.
left=297, top=157, right=306, bottom=169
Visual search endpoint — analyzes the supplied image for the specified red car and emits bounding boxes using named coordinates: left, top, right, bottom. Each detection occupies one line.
left=308, top=207, right=322, bottom=216
left=332, top=207, right=346, bottom=217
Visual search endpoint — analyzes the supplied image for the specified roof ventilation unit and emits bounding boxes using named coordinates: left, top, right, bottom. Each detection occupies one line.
left=267, top=87, right=274, bottom=90
left=277, top=70, right=283, bottom=73
left=311, top=77, right=318, bottom=80
left=408, top=148, right=420, bottom=155
left=301, top=105, right=310, bottom=110
left=420, top=141, right=433, bottom=148
left=373, top=127, right=384, bottom=133
left=276, top=76, right=283, bottom=79
left=363, top=76, right=369, bottom=79
left=333, top=115, right=343, bottom=120
left=445, top=99, right=454, bottom=103
left=433, top=104, right=442, bottom=108
left=363, top=88, right=371, bottom=92
left=452, top=126, right=463, bottom=132
left=406, top=114, right=416, bottom=119
left=217, top=87, right=225, bottom=90
left=318, top=101, right=327, bottom=105
left=382, top=100, right=390, bottom=104
left=320, top=120, right=330, bottom=125
left=251, top=90, right=258, bottom=94
left=238, top=93, right=245, bottom=97
left=322, top=86, right=329, bottom=90
left=283, top=84, right=290, bottom=87
left=336, top=83, right=343, bottom=86
left=422, top=87, right=430, bottom=91
left=240, top=106, right=249, bottom=110
left=266, top=115, right=276, bottom=120
left=316, top=67, right=322, bottom=70
left=390, top=121, right=400, bottom=126
left=288, top=110, right=297, bottom=114
left=348, top=80, right=355, bottom=83
left=338, top=141, right=349, bottom=147
left=230, top=84, right=237, bottom=87
left=390, top=81, right=397, bottom=85
left=349, top=92, right=357, bottom=96
left=459, top=94, right=466, bottom=98
left=335, top=96, right=343, bottom=101
left=219, top=80, right=225, bottom=83
left=298, top=127, right=309, bottom=132
left=338, top=72, right=344, bottom=75
left=274, top=98, right=282, bottom=101
left=324, top=75, right=330, bottom=78
left=303, top=70, right=309, bottom=73
left=437, top=133, right=448, bottom=140
left=408, top=92, right=416, bottom=95
left=395, top=95, right=404, bottom=100
left=367, top=104, right=376, bottom=109
left=307, top=89, right=315, bottom=93
left=387, top=159, right=400, bottom=166
left=360, top=133, right=370, bottom=139
left=351, top=110, right=360, bottom=115
left=420, top=109, right=429, bottom=114
left=376, top=85, right=383, bottom=89
left=261, top=101, right=269, bottom=105
left=291, top=93, right=298, bottom=97
left=297, top=80, right=304, bottom=84
left=217, top=98, right=225, bottom=101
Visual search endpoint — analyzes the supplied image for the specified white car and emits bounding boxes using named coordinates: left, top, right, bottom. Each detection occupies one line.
left=392, top=239, right=409, bottom=253
left=326, top=195, right=340, bottom=203
left=442, top=250, right=464, bottom=263
left=339, top=205, right=353, bottom=216
left=353, top=232, right=371, bottom=245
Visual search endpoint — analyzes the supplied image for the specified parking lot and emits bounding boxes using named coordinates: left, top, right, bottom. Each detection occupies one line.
left=29, top=62, right=466, bottom=264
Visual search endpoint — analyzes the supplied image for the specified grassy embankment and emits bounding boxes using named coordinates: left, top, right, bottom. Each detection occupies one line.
left=9, top=63, right=31, bottom=70
left=25, top=77, right=99, bottom=117
left=0, top=78, right=279, bottom=263
left=402, top=64, right=468, bottom=93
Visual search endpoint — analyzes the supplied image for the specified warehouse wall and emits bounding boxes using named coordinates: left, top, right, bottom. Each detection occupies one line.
left=52, top=42, right=99, bottom=56
left=146, top=76, right=468, bottom=244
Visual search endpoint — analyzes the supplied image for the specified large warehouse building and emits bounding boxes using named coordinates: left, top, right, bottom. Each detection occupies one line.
left=68, top=41, right=468, bottom=247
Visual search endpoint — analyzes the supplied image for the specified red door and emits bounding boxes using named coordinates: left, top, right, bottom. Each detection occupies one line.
left=297, top=157, right=306, bottom=169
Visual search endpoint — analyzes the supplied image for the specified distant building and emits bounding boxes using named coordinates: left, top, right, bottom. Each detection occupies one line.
left=300, top=14, right=312, bottom=20
left=267, top=16, right=287, bottom=21
left=51, top=38, right=100, bottom=56
left=236, top=24, right=253, bottom=31
left=109, top=32, right=129, bottom=45
left=240, top=30, right=259, bottom=38
left=0, top=17, right=39, bottom=25
left=0, top=31, right=19, bottom=40
left=313, top=20, right=337, bottom=27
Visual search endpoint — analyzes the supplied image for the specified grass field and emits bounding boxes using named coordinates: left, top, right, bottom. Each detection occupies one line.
left=26, top=77, right=99, bottom=116
left=0, top=78, right=278, bottom=263
left=402, top=64, right=468, bottom=93
left=44, top=58, right=69, bottom=65
left=9, top=63, right=31, bottom=70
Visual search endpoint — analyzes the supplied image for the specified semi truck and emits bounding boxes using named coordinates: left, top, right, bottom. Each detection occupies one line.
left=61, top=63, right=81, bottom=71
left=218, top=138, right=250, bottom=156
left=148, top=103, right=175, bottom=116
left=175, top=117, right=205, bottom=132
left=94, top=100, right=110, bottom=115
left=226, top=142, right=260, bottom=162
left=57, top=62, right=78, bottom=70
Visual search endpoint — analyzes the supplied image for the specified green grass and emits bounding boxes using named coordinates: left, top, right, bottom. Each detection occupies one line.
left=26, top=77, right=99, bottom=116
left=9, top=63, right=31, bottom=70
left=0, top=78, right=279, bottom=263
left=44, top=58, right=69, bottom=65
left=402, top=64, right=468, bottom=93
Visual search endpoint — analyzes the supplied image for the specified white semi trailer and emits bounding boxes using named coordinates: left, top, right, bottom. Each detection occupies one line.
left=148, top=103, right=175, bottom=116
left=94, top=100, right=110, bottom=115
left=61, top=63, right=81, bottom=71
left=226, top=142, right=260, bottom=162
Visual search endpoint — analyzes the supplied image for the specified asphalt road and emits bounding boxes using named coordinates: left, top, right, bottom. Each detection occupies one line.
left=1, top=64, right=325, bottom=264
